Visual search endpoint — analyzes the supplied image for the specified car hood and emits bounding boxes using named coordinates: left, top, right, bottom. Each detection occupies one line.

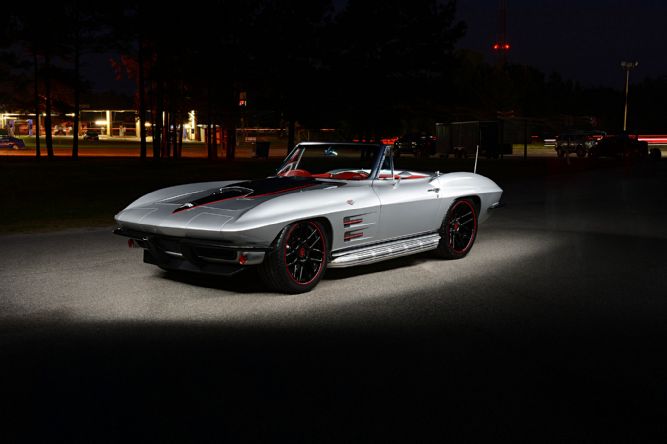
left=166, top=176, right=333, bottom=213
left=115, top=176, right=345, bottom=235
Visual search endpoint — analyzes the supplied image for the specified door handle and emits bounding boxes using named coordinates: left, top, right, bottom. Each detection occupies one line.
left=427, top=188, right=440, bottom=193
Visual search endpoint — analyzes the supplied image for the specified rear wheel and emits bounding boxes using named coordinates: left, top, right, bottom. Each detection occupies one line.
left=260, top=220, right=328, bottom=293
left=435, top=198, right=478, bottom=259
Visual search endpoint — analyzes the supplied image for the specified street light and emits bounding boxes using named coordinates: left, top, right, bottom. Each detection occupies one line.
left=620, top=61, right=639, bottom=131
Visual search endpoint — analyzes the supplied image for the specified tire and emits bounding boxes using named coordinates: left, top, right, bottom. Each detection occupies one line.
left=556, top=148, right=564, bottom=158
left=576, top=145, right=586, bottom=157
left=435, top=198, right=478, bottom=259
left=649, top=147, right=661, bottom=161
left=259, top=220, right=328, bottom=293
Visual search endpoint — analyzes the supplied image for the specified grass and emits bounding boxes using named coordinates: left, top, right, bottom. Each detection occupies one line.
left=0, top=158, right=274, bottom=233
left=0, top=153, right=630, bottom=234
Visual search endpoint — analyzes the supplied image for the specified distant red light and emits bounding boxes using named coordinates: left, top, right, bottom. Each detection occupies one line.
left=493, top=42, right=510, bottom=51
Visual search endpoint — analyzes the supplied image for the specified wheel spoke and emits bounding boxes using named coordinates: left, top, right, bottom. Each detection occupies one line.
left=308, top=235, right=321, bottom=249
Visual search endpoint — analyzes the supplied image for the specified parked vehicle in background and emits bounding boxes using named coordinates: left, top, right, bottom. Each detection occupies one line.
left=435, top=121, right=510, bottom=159
left=589, top=132, right=648, bottom=159
left=555, top=130, right=606, bottom=158
left=0, top=136, right=26, bottom=150
left=83, top=130, right=100, bottom=141
left=394, top=132, right=437, bottom=158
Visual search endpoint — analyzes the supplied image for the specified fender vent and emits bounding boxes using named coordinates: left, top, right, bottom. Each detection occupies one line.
left=343, top=215, right=364, bottom=227
left=344, top=230, right=364, bottom=241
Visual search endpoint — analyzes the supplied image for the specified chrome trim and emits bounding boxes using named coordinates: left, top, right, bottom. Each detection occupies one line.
left=488, top=202, right=504, bottom=210
left=329, top=233, right=441, bottom=268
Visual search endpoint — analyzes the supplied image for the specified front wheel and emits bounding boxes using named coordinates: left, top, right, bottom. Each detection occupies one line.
left=435, top=198, right=478, bottom=259
left=260, top=220, right=328, bottom=293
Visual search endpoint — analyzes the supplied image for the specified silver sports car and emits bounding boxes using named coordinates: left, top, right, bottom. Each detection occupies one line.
left=114, top=142, right=503, bottom=293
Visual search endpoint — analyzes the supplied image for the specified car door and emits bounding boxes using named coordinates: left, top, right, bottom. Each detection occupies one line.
left=372, top=174, right=444, bottom=242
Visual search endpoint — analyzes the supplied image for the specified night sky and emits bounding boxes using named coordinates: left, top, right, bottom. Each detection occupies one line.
left=457, top=0, right=667, bottom=88
left=85, top=0, right=667, bottom=93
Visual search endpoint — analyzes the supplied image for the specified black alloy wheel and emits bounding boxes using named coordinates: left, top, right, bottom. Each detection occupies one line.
left=435, top=198, right=478, bottom=259
left=260, top=220, right=328, bottom=293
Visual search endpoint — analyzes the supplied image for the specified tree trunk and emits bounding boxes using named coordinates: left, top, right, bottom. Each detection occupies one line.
left=207, top=86, right=215, bottom=160
left=33, top=48, right=41, bottom=159
left=212, top=123, right=218, bottom=159
left=165, top=110, right=172, bottom=158
left=287, top=118, right=296, bottom=153
left=138, top=35, right=147, bottom=160
left=177, top=120, right=183, bottom=159
left=72, top=5, right=80, bottom=160
left=172, top=111, right=178, bottom=159
left=44, top=51, right=54, bottom=158
left=153, top=77, right=162, bottom=159
left=226, top=126, right=236, bottom=161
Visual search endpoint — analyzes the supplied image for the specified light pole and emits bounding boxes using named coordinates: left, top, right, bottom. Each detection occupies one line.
left=620, top=61, right=639, bottom=131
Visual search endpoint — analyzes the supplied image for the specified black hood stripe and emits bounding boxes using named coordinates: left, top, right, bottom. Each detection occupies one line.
left=172, top=177, right=333, bottom=214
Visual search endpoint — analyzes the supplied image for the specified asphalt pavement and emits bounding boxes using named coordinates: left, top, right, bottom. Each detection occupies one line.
left=2, top=160, right=667, bottom=441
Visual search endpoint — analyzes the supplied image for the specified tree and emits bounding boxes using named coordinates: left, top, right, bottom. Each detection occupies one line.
left=332, top=0, right=465, bottom=136
left=8, top=5, right=72, bottom=159
left=249, top=0, right=334, bottom=149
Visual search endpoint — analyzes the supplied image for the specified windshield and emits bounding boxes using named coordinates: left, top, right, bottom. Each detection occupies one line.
left=277, top=143, right=383, bottom=180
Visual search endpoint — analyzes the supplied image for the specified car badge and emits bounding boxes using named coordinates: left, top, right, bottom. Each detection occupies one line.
left=346, top=199, right=354, bottom=205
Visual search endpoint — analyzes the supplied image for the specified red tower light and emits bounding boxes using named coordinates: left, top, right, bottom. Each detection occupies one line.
left=492, top=42, right=510, bottom=51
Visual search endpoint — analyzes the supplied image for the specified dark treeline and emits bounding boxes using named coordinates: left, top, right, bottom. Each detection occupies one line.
left=1, top=0, right=664, bottom=160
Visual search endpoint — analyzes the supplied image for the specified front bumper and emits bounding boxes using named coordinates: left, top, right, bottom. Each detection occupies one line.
left=114, top=227, right=267, bottom=276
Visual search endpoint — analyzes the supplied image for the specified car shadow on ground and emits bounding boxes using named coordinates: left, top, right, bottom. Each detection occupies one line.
left=158, top=252, right=435, bottom=291
left=159, top=268, right=268, bottom=293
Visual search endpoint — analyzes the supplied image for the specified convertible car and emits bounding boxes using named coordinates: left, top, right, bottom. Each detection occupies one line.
left=114, top=142, right=503, bottom=293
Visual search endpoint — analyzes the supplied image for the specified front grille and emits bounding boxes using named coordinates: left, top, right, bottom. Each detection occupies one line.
left=154, top=237, right=182, bottom=255
left=192, top=246, right=237, bottom=262
left=145, top=234, right=239, bottom=263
